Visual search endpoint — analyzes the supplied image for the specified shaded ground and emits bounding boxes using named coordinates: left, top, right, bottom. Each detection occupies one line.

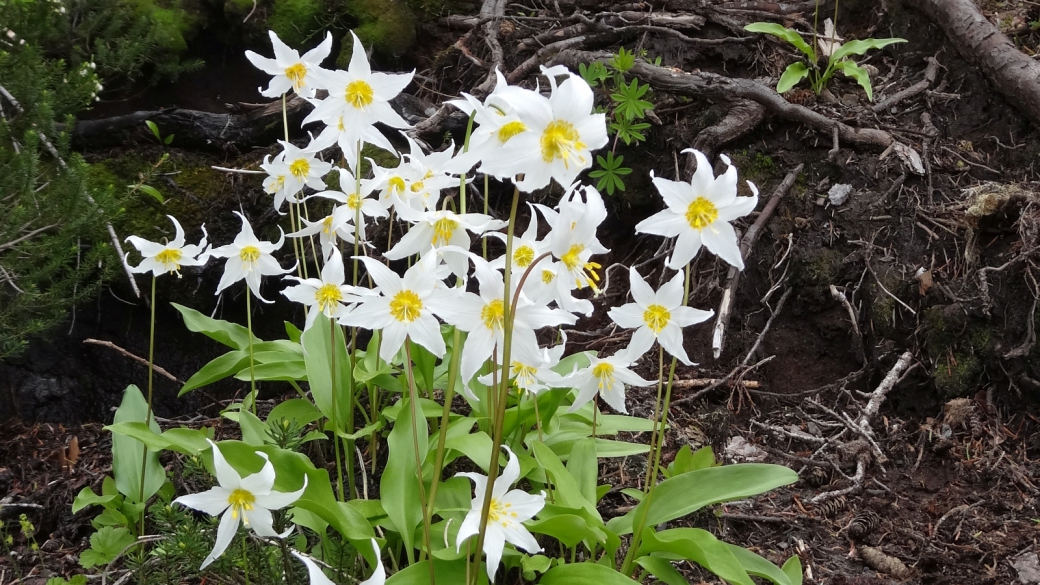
left=4, top=0, right=1040, bottom=583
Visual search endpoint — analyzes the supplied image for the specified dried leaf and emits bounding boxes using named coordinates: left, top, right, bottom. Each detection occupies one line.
left=917, top=269, right=933, bottom=296
left=67, top=436, right=80, bottom=467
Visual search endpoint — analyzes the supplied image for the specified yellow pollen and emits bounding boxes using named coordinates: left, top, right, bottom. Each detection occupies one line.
left=315, top=283, right=343, bottom=313
left=322, top=215, right=334, bottom=234
left=155, top=248, right=183, bottom=272
left=336, top=117, right=346, bottom=131
left=512, top=361, right=538, bottom=387
left=432, top=217, right=458, bottom=246
left=481, top=299, right=505, bottom=331
left=289, top=158, right=310, bottom=181
left=561, top=244, right=585, bottom=270
left=496, top=120, right=527, bottom=144
left=561, top=245, right=601, bottom=291
left=345, top=80, right=374, bottom=108
left=346, top=193, right=362, bottom=210
left=239, top=245, right=261, bottom=265
left=227, top=488, right=255, bottom=521
left=488, top=498, right=515, bottom=523
left=540, top=120, right=586, bottom=167
left=388, top=176, right=405, bottom=194
left=284, top=63, right=307, bottom=89
left=410, top=180, right=425, bottom=193
left=643, top=304, right=671, bottom=334
left=592, top=362, right=616, bottom=391
left=685, top=196, right=719, bottom=230
left=389, top=289, right=423, bottom=323
left=266, top=175, right=285, bottom=194
left=424, top=169, right=434, bottom=179
left=541, top=270, right=555, bottom=284
left=513, top=245, right=535, bottom=268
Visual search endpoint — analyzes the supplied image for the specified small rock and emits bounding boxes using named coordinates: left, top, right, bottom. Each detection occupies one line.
left=828, top=183, right=853, bottom=206
left=724, top=436, right=767, bottom=462
left=1013, top=552, right=1040, bottom=584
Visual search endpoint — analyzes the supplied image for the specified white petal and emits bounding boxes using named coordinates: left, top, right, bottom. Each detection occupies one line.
left=627, top=267, right=655, bottom=307
left=483, top=524, right=506, bottom=583
left=499, top=489, right=545, bottom=522
left=608, top=303, right=644, bottom=329
left=456, top=508, right=481, bottom=552
left=716, top=194, right=759, bottom=223
left=239, top=458, right=276, bottom=495
left=173, top=486, right=231, bottom=516
left=200, top=508, right=240, bottom=569
left=493, top=446, right=519, bottom=498
left=254, top=474, right=307, bottom=510
left=658, top=271, right=685, bottom=309
left=672, top=306, right=714, bottom=327
left=701, top=221, right=744, bottom=270
left=657, top=324, right=692, bottom=366
left=359, top=539, right=386, bottom=585
left=627, top=326, right=656, bottom=359
left=242, top=505, right=277, bottom=536
left=500, top=521, right=541, bottom=554
left=208, top=439, right=241, bottom=490
left=668, top=229, right=703, bottom=270
left=347, top=31, right=371, bottom=77
left=634, top=210, right=685, bottom=238
left=292, top=551, right=337, bottom=585
left=408, top=313, right=446, bottom=359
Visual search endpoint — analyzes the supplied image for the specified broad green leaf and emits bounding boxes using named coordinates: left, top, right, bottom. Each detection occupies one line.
left=777, top=62, right=810, bottom=93
left=726, top=543, right=797, bottom=585
left=234, top=357, right=306, bottom=382
left=382, top=397, right=442, bottom=421
left=567, top=439, right=598, bottom=506
left=111, top=385, right=165, bottom=504
left=606, top=464, right=797, bottom=535
left=409, top=338, right=437, bottom=392
left=268, top=398, right=323, bottom=426
left=179, top=350, right=248, bottom=395
left=539, top=562, right=641, bottom=585
left=285, top=321, right=303, bottom=343
left=222, top=407, right=269, bottom=446
left=172, top=303, right=258, bottom=350
left=138, top=184, right=164, bottom=203
left=744, top=22, right=814, bottom=59
left=834, top=60, right=874, bottom=101
left=334, top=419, right=383, bottom=440
left=145, top=120, right=161, bottom=141
left=105, top=422, right=211, bottom=455
left=635, top=556, right=689, bottom=585
left=830, top=37, right=906, bottom=62
left=527, top=514, right=606, bottom=548
left=381, top=398, right=428, bottom=558
left=669, top=445, right=714, bottom=477
left=531, top=441, right=599, bottom=519
left=638, top=528, right=754, bottom=585
left=521, top=554, right=553, bottom=581
left=444, top=430, right=493, bottom=472
left=79, top=526, right=135, bottom=568
left=386, top=557, right=485, bottom=585
left=303, top=315, right=352, bottom=429
left=782, top=554, right=804, bottom=585
left=72, top=486, right=118, bottom=514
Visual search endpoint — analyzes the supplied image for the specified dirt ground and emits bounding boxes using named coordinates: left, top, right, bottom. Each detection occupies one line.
left=4, top=0, right=1040, bottom=583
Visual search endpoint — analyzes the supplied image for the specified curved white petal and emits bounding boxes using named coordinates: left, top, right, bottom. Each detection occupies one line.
left=200, top=508, right=240, bottom=569
left=208, top=439, right=241, bottom=490
left=173, top=486, right=231, bottom=516
left=701, top=221, right=744, bottom=270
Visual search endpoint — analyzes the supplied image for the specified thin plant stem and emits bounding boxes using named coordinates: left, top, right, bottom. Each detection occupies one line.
left=245, top=288, right=259, bottom=416
left=470, top=186, right=520, bottom=585
left=330, top=317, right=345, bottom=501
left=281, top=94, right=305, bottom=279
left=343, top=141, right=365, bottom=501
left=136, top=274, right=157, bottom=536
left=427, top=327, right=463, bottom=515
left=241, top=536, right=250, bottom=585
left=403, top=340, right=436, bottom=585
left=644, top=344, right=666, bottom=492
left=591, top=398, right=598, bottom=439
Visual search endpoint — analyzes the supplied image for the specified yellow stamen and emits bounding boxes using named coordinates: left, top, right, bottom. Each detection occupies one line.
left=593, top=362, right=616, bottom=391
left=239, top=245, right=261, bottom=265
left=289, top=158, right=310, bottom=181
left=322, top=215, right=334, bottom=234
left=541, top=269, right=555, bottom=284
left=284, top=63, right=307, bottom=90
left=266, top=175, right=285, bottom=194
left=561, top=244, right=601, bottom=290
left=388, top=176, right=405, bottom=194
left=315, top=283, right=343, bottom=314
left=389, top=290, right=423, bottom=323
left=155, top=248, right=183, bottom=272
left=540, top=120, right=587, bottom=167
left=512, top=361, right=538, bottom=388
left=346, top=193, right=363, bottom=210
left=227, top=488, right=255, bottom=522
left=513, top=245, right=535, bottom=268
left=496, top=120, right=527, bottom=144
left=410, top=180, right=425, bottom=193
left=345, top=80, right=374, bottom=108
left=481, top=299, right=505, bottom=331
left=643, top=304, right=671, bottom=334
left=432, top=217, right=458, bottom=246
left=685, top=196, right=719, bottom=230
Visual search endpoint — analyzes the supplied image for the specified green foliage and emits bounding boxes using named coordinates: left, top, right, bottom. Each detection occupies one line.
left=609, top=46, right=635, bottom=73
left=267, top=0, right=324, bottom=48
left=610, top=79, right=653, bottom=121
left=0, top=43, right=117, bottom=359
left=744, top=20, right=905, bottom=100
left=589, top=153, right=631, bottom=195
left=80, top=526, right=136, bottom=568
left=578, top=62, right=609, bottom=87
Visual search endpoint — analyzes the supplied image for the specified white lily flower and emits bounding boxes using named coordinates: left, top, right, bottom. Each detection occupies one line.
left=534, top=184, right=609, bottom=315
left=456, top=446, right=545, bottom=583
left=281, top=249, right=361, bottom=330
left=435, top=255, right=575, bottom=386
left=635, top=149, right=759, bottom=270
left=292, top=539, right=384, bottom=585
left=308, top=108, right=400, bottom=170
left=305, top=167, right=389, bottom=244
left=338, top=253, right=458, bottom=362
left=125, top=215, right=208, bottom=277
left=303, top=32, right=413, bottom=154
left=286, top=207, right=356, bottom=261
left=480, top=66, right=607, bottom=192
left=261, top=140, right=332, bottom=212
left=478, top=334, right=571, bottom=395
left=487, top=203, right=551, bottom=294
left=384, top=207, right=506, bottom=280
left=389, top=137, right=470, bottom=213
left=607, top=267, right=714, bottom=366
left=209, top=211, right=292, bottom=302
left=567, top=345, right=653, bottom=414
left=245, top=31, right=333, bottom=98
left=173, top=439, right=307, bottom=569
left=448, top=69, right=539, bottom=170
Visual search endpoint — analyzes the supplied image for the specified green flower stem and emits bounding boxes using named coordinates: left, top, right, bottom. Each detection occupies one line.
left=426, top=326, right=463, bottom=516
left=281, top=94, right=306, bottom=280
left=330, top=317, right=345, bottom=501
left=369, top=332, right=383, bottom=476
left=470, top=186, right=520, bottom=585
left=643, top=344, right=666, bottom=492
left=245, top=288, right=258, bottom=416
left=403, top=340, right=436, bottom=585
left=343, top=141, right=365, bottom=501
left=136, top=274, right=157, bottom=536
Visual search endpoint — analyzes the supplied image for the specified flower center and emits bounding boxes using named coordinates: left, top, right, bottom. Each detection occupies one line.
left=488, top=498, right=517, bottom=527
left=289, top=159, right=310, bottom=181
left=685, top=197, right=719, bottom=230
left=155, top=248, right=183, bottom=272
left=511, top=361, right=538, bottom=389
left=266, top=175, right=285, bottom=194
left=540, top=120, right=586, bottom=167
left=239, top=245, right=261, bottom=266
left=541, top=269, right=555, bottom=284
left=593, top=362, right=616, bottom=391
left=481, top=299, right=505, bottom=331
left=315, top=283, right=343, bottom=313
left=432, top=217, right=458, bottom=246
left=643, top=304, right=671, bottom=334
left=345, top=80, right=374, bottom=108
left=560, top=244, right=584, bottom=271
left=227, top=488, right=255, bottom=521
left=388, top=176, right=405, bottom=194
left=346, top=193, right=362, bottom=210
left=560, top=244, right=600, bottom=290
left=410, top=180, right=425, bottom=193
left=322, top=215, right=334, bottom=234
left=496, top=120, right=527, bottom=144
left=284, top=63, right=307, bottom=90
left=513, top=245, right=535, bottom=268
left=389, top=290, right=423, bottom=323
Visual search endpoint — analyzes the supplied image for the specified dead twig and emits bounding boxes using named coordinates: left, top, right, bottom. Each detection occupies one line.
left=872, top=57, right=941, bottom=112
left=84, top=338, right=184, bottom=384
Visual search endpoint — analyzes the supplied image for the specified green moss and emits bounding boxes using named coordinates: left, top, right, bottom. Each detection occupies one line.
left=267, top=0, right=323, bottom=47
left=921, top=305, right=993, bottom=398
left=790, top=246, right=842, bottom=287
left=932, top=352, right=982, bottom=398
left=729, top=149, right=780, bottom=193
left=357, top=143, right=402, bottom=178
left=338, top=0, right=417, bottom=62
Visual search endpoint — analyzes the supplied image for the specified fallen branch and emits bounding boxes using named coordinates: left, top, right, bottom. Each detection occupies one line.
left=673, top=378, right=760, bottom=389
left=712, top=164, right=803, bottom=358
left=856, top=350, right=913, bottom=429
left=84, top=338, right=184, bottom=384
left=689, top=99, right=766, bottom=163
left=872, top=57, right=941, bottom=113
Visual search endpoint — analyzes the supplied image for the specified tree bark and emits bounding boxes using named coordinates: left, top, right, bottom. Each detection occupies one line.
left=915, top=0, right=1040, bottom=127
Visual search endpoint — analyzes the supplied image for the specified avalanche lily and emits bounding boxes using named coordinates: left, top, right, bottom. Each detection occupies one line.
left=568, top=345, right=653, bottom=414
left=245, top=31, right=333, bottom=98
left=281, top=249, right=360, bottom=330
left=292, top=539, right=384, bottom=585
left=125, top=215, right=208, bottom=277
left=173, top=439, right=306, bottom=569
left=456, top=446, right=545, bottom=582
left=209, top=211, right=292, bottom=302
left=384, top=207, right=506, bottom=280
left=635, top=149, right=759, bottom=270
left=608, top=267, right=714, bottom=365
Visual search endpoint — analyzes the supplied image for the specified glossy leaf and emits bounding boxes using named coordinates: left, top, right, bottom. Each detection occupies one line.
left=111, top=385, right=165, bottom=504
left=635, top=556, right=689, bottom=585
left=540, top=562, right=641, bottom=585
left=381, top=398, right=428, bottom=558
left=777, top=62, right=810, bottom=94
left=303, top=315, right=352, bottom=429
left=172, top=303, right=258, bottom=350
left=834, top=60, right=874, bottom=101
left=638, top=528, right=754, bottom=585
left=830, top=37, right=906, bottom=62
left=179, top=350, right=248, bottom=395
left=744, top=22, right=814, bottom=59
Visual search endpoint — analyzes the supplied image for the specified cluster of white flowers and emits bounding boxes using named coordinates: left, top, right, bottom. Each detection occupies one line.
left=125, top=28, right=761, bottom=585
